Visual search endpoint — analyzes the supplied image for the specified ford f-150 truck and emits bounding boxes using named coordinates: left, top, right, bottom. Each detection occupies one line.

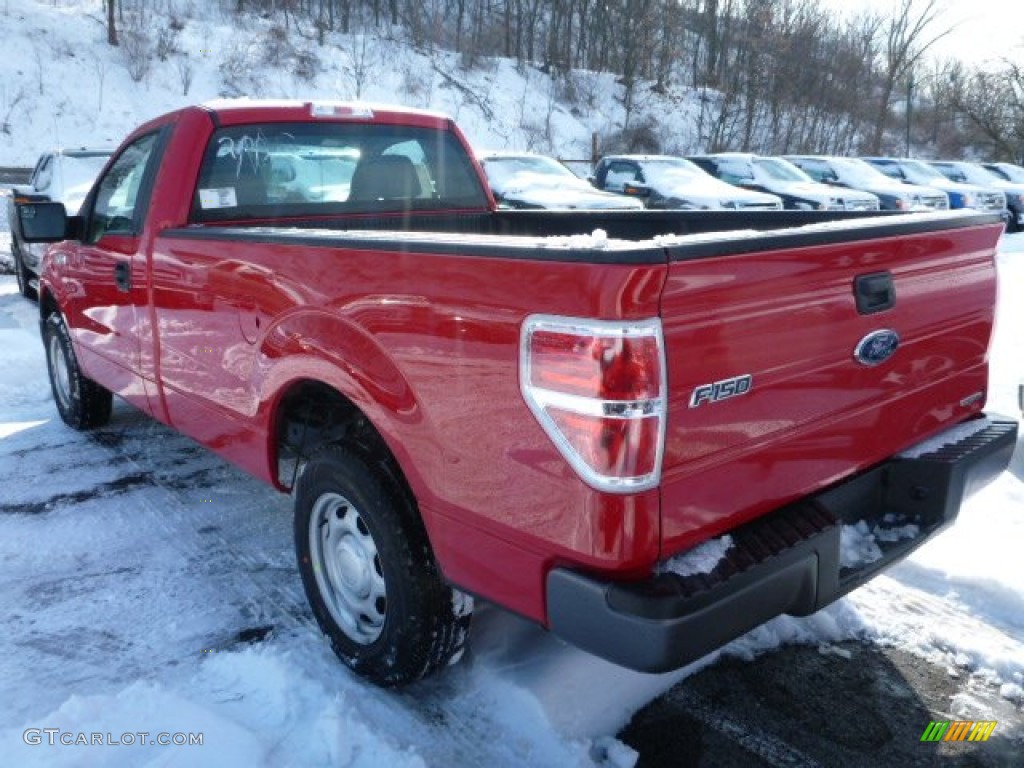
left=17, top=100, right=1017, bottom=687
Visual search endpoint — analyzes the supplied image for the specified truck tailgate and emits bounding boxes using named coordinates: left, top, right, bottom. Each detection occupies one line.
left=657, top=213, right=1005, bottom=555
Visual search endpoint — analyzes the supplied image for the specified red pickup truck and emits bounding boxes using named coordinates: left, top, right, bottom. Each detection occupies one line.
left=17, top=101, right=1017, bottom=687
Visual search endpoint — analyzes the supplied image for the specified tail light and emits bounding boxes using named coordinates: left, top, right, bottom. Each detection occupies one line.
left=520, top=315, right=667, bottom=492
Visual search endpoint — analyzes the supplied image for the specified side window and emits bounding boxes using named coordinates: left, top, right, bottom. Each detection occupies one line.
left=799, top=160, right=828, bottom=182
left=875, top=163, right=903, bottom=181
left=87, top=132, right=160, bottom=243
left=716, top=159, right=755, bottom=185
left=604, top=162, right=640, bottom=192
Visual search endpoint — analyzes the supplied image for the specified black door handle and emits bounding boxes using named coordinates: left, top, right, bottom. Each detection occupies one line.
left=854, top=271, right=895, bottom=314
left=114, top=261, right=131, bottom=293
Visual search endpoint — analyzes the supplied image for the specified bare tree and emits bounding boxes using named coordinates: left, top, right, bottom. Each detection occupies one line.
left=93, top=55, right=109, bottom=113
left=107, top=0, right=119, bottom=46
left=868, top=0, right=952, bottom=154
left=340, top=34, right=375, bottom=98
left=1, top=85, right=26, bottom=135
left=955, top=61, right=1024, bottom=163
left=176, top=54, right=194, bottom=96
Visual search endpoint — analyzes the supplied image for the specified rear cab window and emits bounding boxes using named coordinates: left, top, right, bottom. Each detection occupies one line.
left=190, top=122, right=488, bottom=222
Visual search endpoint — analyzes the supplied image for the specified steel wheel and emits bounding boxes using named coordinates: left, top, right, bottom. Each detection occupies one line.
left=294, top=444, right=473, bottom=686
left=48, top=331, right=73, bottom=413
left=308, top=491, right=387, bottom=645
left=43, top=312, right=112, bottom=430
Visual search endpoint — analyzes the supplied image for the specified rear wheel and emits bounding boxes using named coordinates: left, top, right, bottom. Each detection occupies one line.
left=43, top=312, right=112, bottom=429
left=294, top=444, right=472, bottom=686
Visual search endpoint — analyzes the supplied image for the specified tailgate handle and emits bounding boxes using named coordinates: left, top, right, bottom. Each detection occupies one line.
left=854, top=271, right=894, bottom=314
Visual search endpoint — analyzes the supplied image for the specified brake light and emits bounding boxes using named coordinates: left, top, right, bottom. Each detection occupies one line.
left=520, top=315, right=666, bottom=492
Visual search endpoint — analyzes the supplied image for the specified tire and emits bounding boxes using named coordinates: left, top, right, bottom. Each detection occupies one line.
left=12, top=237, right=38, bottom=301
left=43, top=312, right=112, bottom=430
left=294, top=444, right=472, bottom=686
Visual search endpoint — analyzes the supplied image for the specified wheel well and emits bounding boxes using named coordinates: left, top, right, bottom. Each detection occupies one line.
left=273, top=380, right=410, bottom=498
left=39, top=289, right=59, bottom=323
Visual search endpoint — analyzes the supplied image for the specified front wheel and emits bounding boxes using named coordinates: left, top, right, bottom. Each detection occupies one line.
left=294, top=444, right=472, bottom=686
left=12, top=238, right=38, bottom=301
left=43, top=312, right=112, bottom=429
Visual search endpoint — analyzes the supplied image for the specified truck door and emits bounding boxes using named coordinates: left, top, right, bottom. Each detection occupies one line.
left=69, top=130, right=164, bottom=411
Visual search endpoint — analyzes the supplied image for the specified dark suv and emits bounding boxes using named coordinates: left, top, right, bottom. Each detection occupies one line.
left=861, top=157, right=1005, bottom=218
left=940, top=161, right=1024, bottom=233
left=688, top=153, right=879, bottom=211
left=591, top=155, right=782, bottom=210
left=786, top=155, right=949, bottom=212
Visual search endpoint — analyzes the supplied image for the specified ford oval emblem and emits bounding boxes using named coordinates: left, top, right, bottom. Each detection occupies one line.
left=854, top=329, right=900, bottom=366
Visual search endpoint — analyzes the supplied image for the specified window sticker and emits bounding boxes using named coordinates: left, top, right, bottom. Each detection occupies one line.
left=198, top=187, right=238, bottom=209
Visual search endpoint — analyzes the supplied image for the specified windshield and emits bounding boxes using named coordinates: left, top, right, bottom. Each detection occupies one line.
left=481, top=155, right=581, bottom=193
left=754, top=157, right=808, bottom=182
left=901, top=160, right=948, bottom=183
left=993, top=163, right=1024, bottom=183
left=56, top=155, right=112, bottom=206
left=639, top=158, right=707, bottom=187
left=831, top=158, right=892, bottom=186
left=956, top=164, right=1002, bottom=186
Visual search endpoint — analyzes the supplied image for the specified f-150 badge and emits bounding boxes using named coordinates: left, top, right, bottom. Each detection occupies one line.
left=689, top=375, right=753, bottom=408
left=854, top=329, right=900, bottom=366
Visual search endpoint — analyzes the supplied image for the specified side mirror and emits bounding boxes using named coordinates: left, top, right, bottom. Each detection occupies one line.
left=17, top=202, right=81, bottom=242
left=623, top=182, right=651, bottom=198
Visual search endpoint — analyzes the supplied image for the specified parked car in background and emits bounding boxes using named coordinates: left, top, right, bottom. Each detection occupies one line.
left=7, top=147, right=113, bottom=299
left=861, top=157, right=1006, bottom=218
left=477, top=152, right=644, bottom=210
left=688, top=153, right=879, bottom=211
left=786, top=155, right=949, bottom=212
left=930, top=160, right=1024, bottom=232
left=591, top=154, right=782, bottom=210
left=982, top=161, right=1024, bottom=184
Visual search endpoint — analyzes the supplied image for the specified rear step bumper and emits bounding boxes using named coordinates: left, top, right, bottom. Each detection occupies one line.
left=546, top=417, right=1018, bottom=673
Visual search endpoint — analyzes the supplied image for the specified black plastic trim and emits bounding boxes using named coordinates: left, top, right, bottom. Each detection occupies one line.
left=661, top=211, right=1003, bottom=261
left=161, top=225, right=669, bottom=265
left=854, top=271, right=896, bottom=315
left=161, top=209, right=1001, bottom=266
left=546, top=416, right=1018, bottom=673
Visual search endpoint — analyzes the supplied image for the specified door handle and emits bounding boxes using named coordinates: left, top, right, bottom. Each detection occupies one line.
left=114, top=261, right=131, bottom=293
left=853, top=271, right=895, bottom=315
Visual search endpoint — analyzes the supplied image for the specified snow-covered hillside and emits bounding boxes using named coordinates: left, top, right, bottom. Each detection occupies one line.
left=0, top=0, right=704, bottom=169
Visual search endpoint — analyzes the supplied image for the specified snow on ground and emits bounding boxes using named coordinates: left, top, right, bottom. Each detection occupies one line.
left=0, top=235, right=1020, bottom=766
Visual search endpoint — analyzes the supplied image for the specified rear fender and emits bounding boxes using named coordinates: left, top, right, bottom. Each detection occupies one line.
left=256, top=311, right=439, bottom=505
